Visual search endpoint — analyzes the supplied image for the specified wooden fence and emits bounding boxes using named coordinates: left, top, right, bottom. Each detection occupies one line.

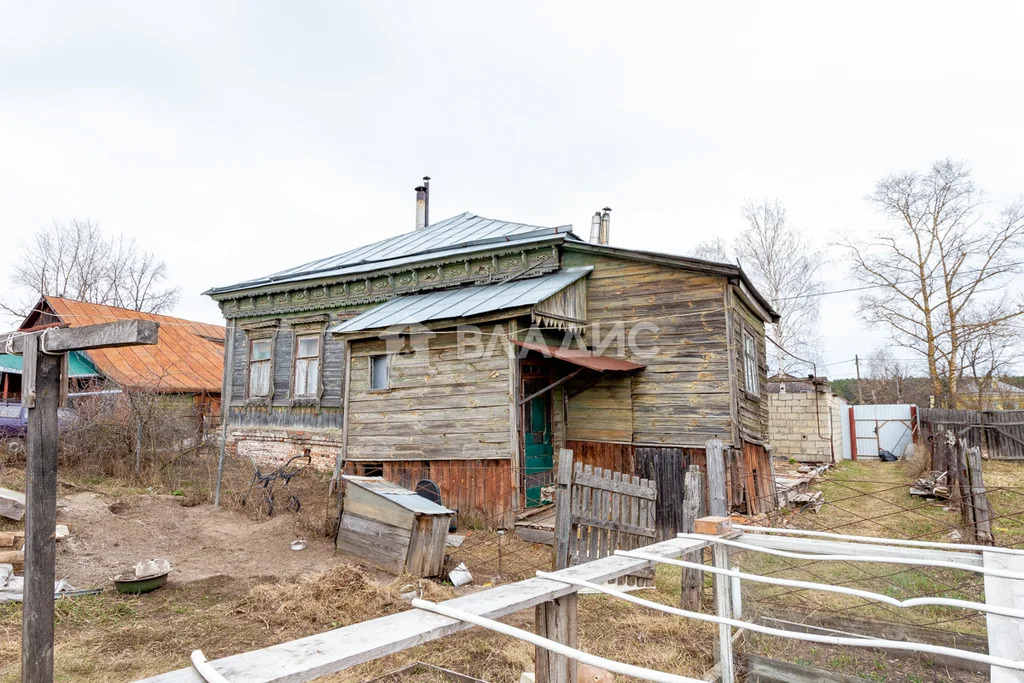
left=920, top=408, right=1024, bottom=460
left=566, top=462, right=657, bottom=586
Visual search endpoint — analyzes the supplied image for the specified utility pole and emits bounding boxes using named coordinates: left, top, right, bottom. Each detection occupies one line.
left=2, top=320, right=158, bottom=683
left=854, top=354, right=863, bottom=404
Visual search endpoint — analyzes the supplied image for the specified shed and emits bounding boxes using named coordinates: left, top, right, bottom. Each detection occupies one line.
left=335, top=476, right=454, bottom=577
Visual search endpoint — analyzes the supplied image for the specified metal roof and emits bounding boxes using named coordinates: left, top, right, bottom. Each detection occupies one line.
left=206, top=212, right=579, bottom=296
left=330, top=267, right=593, bottom=335
left=0, top=351, right=99, bottom=378
left=23, top=297, right=225, bottom=394
left=343, top=476, right=453, bottom=515
left=512, top=340, right=646, bottom=372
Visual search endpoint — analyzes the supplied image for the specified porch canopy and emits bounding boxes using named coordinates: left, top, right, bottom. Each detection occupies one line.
left=511, top=340, right=645, bottom=372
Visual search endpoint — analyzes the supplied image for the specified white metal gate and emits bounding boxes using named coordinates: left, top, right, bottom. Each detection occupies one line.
left=841, top=404, right=919, bottom=460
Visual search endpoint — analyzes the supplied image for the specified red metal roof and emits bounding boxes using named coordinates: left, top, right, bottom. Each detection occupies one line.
left=511, top=340, right=645, bottom=372
left=32, top=297, right=225, bottom=394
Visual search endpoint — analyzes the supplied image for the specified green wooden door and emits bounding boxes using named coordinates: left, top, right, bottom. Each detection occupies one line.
left=523, top=388, right=553, bottom=508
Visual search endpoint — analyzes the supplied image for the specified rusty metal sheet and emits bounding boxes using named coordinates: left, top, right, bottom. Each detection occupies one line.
left=512, top=340, right=645, bottom=372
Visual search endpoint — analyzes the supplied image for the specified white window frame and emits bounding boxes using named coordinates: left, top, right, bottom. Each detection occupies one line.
left=742, top=329, right=759, bottom=396
left=369, top=354, right=391, bottom=392
left=248, top=338, right=272, bottom=398
left=293, top=333, right=321, bottom=398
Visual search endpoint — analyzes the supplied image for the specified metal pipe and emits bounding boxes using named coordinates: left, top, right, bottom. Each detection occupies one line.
left=590, top=211, right=602, bottom=243
left=410, top=599, right=698, bottom=682
left=535, top=572, right=1024, bottom=672
left=677, top=533, right=1024, bottom=580
left=614, top=550, right=1024, bottom=619
left=733, top=525, right=1024, bottom=556
left=599, top=207, right=611, bottom=245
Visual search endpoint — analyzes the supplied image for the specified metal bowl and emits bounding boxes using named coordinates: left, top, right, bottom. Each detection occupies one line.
left=113, top=571, right=170, bottom=594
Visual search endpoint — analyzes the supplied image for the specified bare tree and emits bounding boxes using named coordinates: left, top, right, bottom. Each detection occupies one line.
left=865, top=347, right=912, bottom=403
left=842, top=159, right=1024, bottom=407
left=958, top=303, right=1023, bottom=409
left=734, top=199, right=825, bottom=373
left=690, top=236, right=731, bottom=263
left=3, top=219, right=180, bottom=318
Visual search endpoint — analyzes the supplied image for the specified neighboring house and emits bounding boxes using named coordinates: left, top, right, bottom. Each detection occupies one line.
left=957, top=379, right=1024, bottom=410
left=14, top=297, right=225, bottom=425
left=768, top=374, right=846, bottom=464
left=206, top=201, right=779, bottom=521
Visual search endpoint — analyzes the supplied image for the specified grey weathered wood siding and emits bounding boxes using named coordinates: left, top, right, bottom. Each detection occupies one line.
left=272, top=329, right=293, bottom=406
left=564, top=374, right=633, bottom=443
left=230, top=327, right=248, bottom=402
left=732, top=293, right=770, bottom=444
left=322, top=336, right=345, bottom=407
left=346, top=328, right=511, bottom=460
left=562, top=250, right=733, bottom=447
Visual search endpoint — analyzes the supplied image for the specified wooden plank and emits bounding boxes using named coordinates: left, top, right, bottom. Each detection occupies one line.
left=23, top=341, right=61, bottom=683
left=573, top=470, right=656, bottom=498
left=4, top=319, right=159, bottom=354
left=740, top=653, right=863, bottom=683
left=984, top=551, right=1024, bottom=682
left=0, top=550, right=24, bottom=569
left=0, top=531, right=25, bottom=548
left=0, top=488, right=26, bottom=522
left=335, top=513, right=411, bottom=574
left=139, top=535, right=713, bottom=683
left=705, top=439, right=727, bottom=517
left=739, top=533, right=984, bottom=566
left=534, top=593, right=577, bottom=683
left=554, top=449, right=573, bottom=570
left=569, top=515, right=655, bottom=538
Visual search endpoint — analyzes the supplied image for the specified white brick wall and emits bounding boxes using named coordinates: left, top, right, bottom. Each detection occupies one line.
left=768, top=391, right=844, bottom=463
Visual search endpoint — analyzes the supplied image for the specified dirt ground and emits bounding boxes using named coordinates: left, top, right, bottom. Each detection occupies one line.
left=55, top=491, right=342, bottom=587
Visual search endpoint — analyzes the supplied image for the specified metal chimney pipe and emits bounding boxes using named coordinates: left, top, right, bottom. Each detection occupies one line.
left=599, top=207, right=611, bottom=245
left=414, top=176, right=431, bottom=230
left=590, top=211, right=602, bottom=243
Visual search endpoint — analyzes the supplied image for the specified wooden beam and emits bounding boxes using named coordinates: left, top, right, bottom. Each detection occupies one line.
left=737, top=533, right=984, bottom=566
left=680, top=465, right=704, bottom=611
left=712, top=540, right=735, bottom=683
left=137, top=536, right=712, bottom=683
left=2, top=319, right=158, bottom=354
left=518, top=369, right=584, bottom=407
left=705, top=439, right=727, bottom=517
left=22, top=341, right=61, bottom=683
left=535, top=593, right=578, bottom=683
left=554, top=448, right=574, bottom=570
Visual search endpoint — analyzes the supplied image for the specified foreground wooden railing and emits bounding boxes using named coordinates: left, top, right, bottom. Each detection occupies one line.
left=137, top=535, right=713, bottom=683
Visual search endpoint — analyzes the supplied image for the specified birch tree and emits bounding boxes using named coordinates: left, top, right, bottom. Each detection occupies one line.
left=734, top=199, right=825, bottom=373
left=842, top=159, right=1024, bottom=407
left=2, top=219, right=180, bottom=318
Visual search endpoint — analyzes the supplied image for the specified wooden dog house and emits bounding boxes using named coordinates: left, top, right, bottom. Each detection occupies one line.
left=335, top=476, right=454, bottom=577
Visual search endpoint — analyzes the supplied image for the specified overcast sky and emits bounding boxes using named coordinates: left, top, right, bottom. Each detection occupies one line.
left=2, top=1, right=1023, bottom=379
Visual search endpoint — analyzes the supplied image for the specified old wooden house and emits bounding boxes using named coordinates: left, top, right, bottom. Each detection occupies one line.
left=207, top=193, right=779, bottom=524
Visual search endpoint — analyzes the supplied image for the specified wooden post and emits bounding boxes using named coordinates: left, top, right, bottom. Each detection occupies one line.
left=22, top=333, right=60, bottom=683
left=214, top=318, right=236, bottom=507
left=680, top=464, right=704, bottom=611
left=554, top=448, right=574, bottom=570
left=964, top=446, right=994, bottom=545
left=1, top=321, right=158, bottom=683
left=534, top=593, right=578, bottom=683
left=982, top=551, right=1024, bottom=683
left=712, top=539, right=735, bottom=683
left=705, top=439, right=727, bottom=517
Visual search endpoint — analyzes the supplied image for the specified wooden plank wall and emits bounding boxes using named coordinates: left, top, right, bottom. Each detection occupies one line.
left=731, top=295, right=770, bottom=445
left=919, top=408, right=1024, bottom=461
left=565, top=374, right=633, bottom=443
left=565, top=439, right=635, bottom=475
left=345, top=458, right=514, bottom=529
left=346, top=329, right=511, bottom=461
left=571, top=440, right=775, bottom=529
left=561, top=251, right=734, bottom=446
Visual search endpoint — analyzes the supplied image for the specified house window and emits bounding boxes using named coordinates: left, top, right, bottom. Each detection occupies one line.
left=249, top=339, right=272, bottom=397
left=743, top=329, right=759, bottom=396
left=293, top=334, right=321, bottom=397
left=370, top=354, right=390, bottom=391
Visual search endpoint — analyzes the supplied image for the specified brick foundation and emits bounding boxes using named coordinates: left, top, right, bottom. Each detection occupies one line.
left=226, top=427, right=342, bottom=472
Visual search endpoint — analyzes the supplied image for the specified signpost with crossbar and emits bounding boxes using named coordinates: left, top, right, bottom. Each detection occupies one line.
left=2, top=320, right=159, bottom=683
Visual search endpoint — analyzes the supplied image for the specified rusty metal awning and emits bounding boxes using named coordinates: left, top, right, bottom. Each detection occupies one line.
left=512, top=340, right=645, bottom=372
